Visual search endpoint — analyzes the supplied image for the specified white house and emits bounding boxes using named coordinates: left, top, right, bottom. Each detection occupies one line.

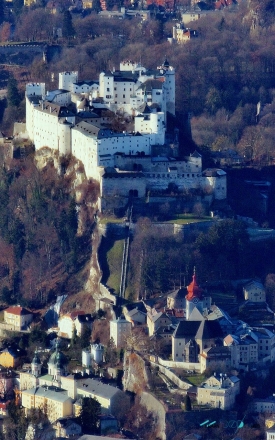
left=243, top=280, right=266, bottom=302
left=197, top=374, right=240, bottom=410
left=58, top=311, right=92, bottom=339
left=109, top=315, right=132, bottom=348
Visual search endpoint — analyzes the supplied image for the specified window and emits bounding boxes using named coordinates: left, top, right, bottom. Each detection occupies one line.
left=107, top=87, right=110, bottom=92
left=123, top=94, right=125, bottom=98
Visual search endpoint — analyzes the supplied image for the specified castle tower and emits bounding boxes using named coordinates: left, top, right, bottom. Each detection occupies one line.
left=158, top=58, right=175, bottom=116
left=185, top=268, right=204, bottom=320
left=58, top=71, right=78, bottom=92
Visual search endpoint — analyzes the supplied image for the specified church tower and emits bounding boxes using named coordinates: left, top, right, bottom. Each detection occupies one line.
left=31, top=350, right=42, bottom=382
left=185, top=268, right=204, bottom=320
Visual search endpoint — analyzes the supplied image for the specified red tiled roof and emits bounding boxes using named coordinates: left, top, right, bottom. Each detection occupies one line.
left=5, top=306, right=31, bottom=316
left=69, top=311, right=86, bottom=320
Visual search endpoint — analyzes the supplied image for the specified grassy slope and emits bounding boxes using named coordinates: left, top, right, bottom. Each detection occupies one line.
left=105, top=239, right=124, bottom=294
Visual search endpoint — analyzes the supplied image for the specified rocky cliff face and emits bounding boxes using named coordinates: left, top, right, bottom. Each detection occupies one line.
left=36, top=147, right=103, bottom=305
left=123, top=351, right=149, bottom=394
left=123, top=351, right=166, bottom=440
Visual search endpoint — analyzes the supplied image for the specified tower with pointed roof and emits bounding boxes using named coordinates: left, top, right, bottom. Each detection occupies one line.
left=185, top=268, right=205, bottom=320
left=48, top=344, right=68, bottom=379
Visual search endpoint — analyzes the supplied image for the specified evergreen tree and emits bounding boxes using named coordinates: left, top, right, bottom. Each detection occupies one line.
left=80, top=397, right=101, bottom=433
left=62, top=11, right=75, bottom=39
left=0, top=0, right=4, bottom=25
left=184, top=394, right=192, bottom=411
left=105, top=337, right=118, bottom=366
left=71, top=327, right=78, bottom=347
left=12, top=0, right=24, bottom=16
left=7, top=76, right=21, bottom=107
left=80, top=325, right=91, bottom=349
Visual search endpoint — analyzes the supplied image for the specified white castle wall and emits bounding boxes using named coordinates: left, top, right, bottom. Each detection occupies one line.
left=33, top=108, right=75, bottom=152
left=204, top=174, right=227, bottom=200
left=46, top=90, right=71, bottom=106
left=134, top=112, right=165, bottom=145
left=71, top=128, right=100, bottom=180
left=97, top=133, right=151, bottom=157
left=58, top=122, right=71, bottom=156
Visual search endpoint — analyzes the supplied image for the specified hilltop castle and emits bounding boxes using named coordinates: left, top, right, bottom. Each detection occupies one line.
left=25, top=60, right=226, bottom=210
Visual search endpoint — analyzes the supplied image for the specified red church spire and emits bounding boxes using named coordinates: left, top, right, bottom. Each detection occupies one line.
left=186, top=267, right=203, bottom=301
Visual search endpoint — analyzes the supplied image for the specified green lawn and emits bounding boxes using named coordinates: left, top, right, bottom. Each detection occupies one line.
left=99, top=217, right=126, bottom=224
left=185, top=374, right=206, bottom=386
left=105, top=239, right=124, bottom=294
left=167, top=214, right=212, bottom=225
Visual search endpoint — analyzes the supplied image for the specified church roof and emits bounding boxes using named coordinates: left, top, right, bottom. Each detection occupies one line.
left=173, top=319, right=223, bottom=341
left=173, top=321, right=200, bottom=338
left=169, top=287, right=186, bottom=299
left=196, top=320, right=224, bottom=341
left=48, top=348, right=68, bottom=367
left=32, top=351, right=41, bottom=365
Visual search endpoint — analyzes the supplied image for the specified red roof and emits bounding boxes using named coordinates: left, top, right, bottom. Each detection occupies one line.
left=186, top=272, right=203, bottom=301
left=5, top=306, right=31, bottom=316
left=69, top=311, right=86, bottom=320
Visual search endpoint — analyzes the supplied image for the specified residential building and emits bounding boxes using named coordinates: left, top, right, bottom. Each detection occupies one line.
left=147, top=310, right=173, bottom=337
left=224, top=324, right=275, bottom=369
left=167, top=287, right=186, bottom=310
left=250, top=396, right=275, bottom=413
left=58, top=311, right=93, bottom=339
left=4, top=306, right=33, bottom=331
left=197, top=374, right=240, bottom=410
left=53, top=417, right=82, bottom=438
left=0, top=347, right=21, bottom=368
left=123, top=305, right=147, bottom=326
left=21, top=386, right=73, bottom=422
left=200, top=346, right=231, bottom=373
left=172, top=23, right=198, bottom=43
left=109, top=315, right=132, bottom=348
left=243, top=280, right=266, bottom=302
left=76, top=378, right=130, bottom=415
left=0, top=370, right=17, bottom=399
left=266, top=427, right=275, bottom=440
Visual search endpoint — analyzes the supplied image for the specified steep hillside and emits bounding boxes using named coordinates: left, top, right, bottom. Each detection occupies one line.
left=0, top=146, right=100, bottom=309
